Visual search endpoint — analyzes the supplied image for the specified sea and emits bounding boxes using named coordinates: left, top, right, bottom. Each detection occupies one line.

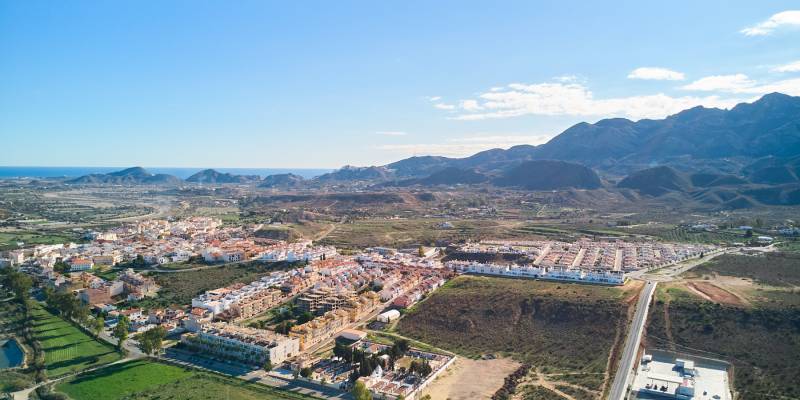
left=0, top=166, right=333, bottom=180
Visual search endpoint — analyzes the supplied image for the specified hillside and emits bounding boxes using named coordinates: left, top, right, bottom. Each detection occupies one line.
left=389, top=167, right=489, bottom=187
left=185, top=169, right=260, bottom=184
left=534, top=92, right=800, bottom=167
left=67, top=167, right=182, bottom=185
left=492, top=160, right=602, bottom=190
left=259, top=173, right=305, bottom=188
left=398, top=276, right=634, bottom=395
left=315, top=165, right=393, bottom=182
left=617, top=166, right=691, bottom=196
left=367, top=93, right=800, bottom=182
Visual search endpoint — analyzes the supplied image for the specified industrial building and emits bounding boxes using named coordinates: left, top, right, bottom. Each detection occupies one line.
left=632, top=350, right=731, bottom=400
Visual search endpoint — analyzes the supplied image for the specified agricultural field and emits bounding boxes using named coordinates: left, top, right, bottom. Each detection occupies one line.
left=647, top=286, right=800, bottom=400
left=397, top=276, right=638, bottom=398
left=0, top=230, right=82, bottom=251
left=30, top=304, right=121, bottom=377
left=0, top=187, right=154, bottom=226
left=625, top=224, right=743, bottom=244
left=56, top=359, right=319, bottom=400
left=318, top=218, right=526, bottom=249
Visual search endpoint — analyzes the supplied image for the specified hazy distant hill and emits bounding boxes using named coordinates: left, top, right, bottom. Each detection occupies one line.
left=689, top=173, right=748, bottom=188
left=492, top=160, right=602, bottom=190
left=315, top=165, right=393, bottom=182
left=617, top=166, right=692, bottom=196
left=384, top=145, right=539, bottom=178
left=259, top=173, right=305, bottom=188
left=68, top=167, right=182, bottom=185
left=186, top=169, right=260, bottom=184
left=742, top=156, right=800, bottom=184
left=389, top=167, right=489, bottom=187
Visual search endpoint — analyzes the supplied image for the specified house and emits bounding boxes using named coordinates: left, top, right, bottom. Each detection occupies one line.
left=68, top=258, right=94, bottom=272
left=377, top=309, right=401, bottom=323
left=92, top=254, right=121, bottom=267
left=185, top=308, right=213, bottom=332
left=392, top=295, right=413, bottom=309
left=182, top=322, right=299, bottom=365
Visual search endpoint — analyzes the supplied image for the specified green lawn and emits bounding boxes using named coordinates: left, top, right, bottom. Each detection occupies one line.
left=57, top=359, right=320, bottom=400
left=30, top=304, right=121, bottom=377
left=56, top=359, right=193, bottom=399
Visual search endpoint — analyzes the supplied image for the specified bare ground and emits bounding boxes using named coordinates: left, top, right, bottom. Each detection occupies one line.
left=420, top=357, right=520, bottom=400
left=686, top=281, right=748, bottom=306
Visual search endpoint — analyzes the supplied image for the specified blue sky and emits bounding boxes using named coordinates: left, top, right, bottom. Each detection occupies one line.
left=2, top=1, right=799, bottom=169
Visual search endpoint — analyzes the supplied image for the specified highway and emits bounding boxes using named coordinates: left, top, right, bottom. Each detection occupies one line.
left=607, top=280, right=657, bottom=400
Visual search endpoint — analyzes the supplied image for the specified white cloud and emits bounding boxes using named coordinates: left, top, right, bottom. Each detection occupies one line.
left=772, top=60, right=800, bottom=73
left=435, top=80, right=743, bottom=121
left=375, top=134, right=552, bottom=157
left=427, top=96, right=442, bottom=101
left=459, top=99, right=483, bottom=111
left=741, top=10, right=800, bottom=36
left=738, top=77, right=800, bottom=96
left=627, top=67, right=685, bottom=81
left=554, top=74, right=580, bottom=83
left=681, top=74, right=800, bottom=96
left=375, top=131, right=407, bottom=136
left=680, top=74, right=756, bottom=91
left=433, top=103, right=456, bottom=110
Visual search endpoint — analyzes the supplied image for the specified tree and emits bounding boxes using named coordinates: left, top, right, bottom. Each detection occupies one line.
left=351, top=380, right=373, bottom=400
left=297, top=311, right=314, bottom=324
left=745, top=229, right=754, bottom=238
left=53, top=261, right=70, bottom=274
left=91, top=316, right=104, bottom=338
left=300, top=367, right=312, bottom=378
left=263, top=360, right=273, bottom=372
left=7, top=271, right=32, bottom=301
left=112, top=316, right=129, bottom=351
left=138, top=326, right=166, bottom=356
left=418, top=246, right=425, bottom=257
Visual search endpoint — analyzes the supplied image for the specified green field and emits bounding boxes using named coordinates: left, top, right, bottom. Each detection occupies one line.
left=57, top=359, right=319, bottom=400
left=626, top=225, right=743, bottom=244
left=0, top=230, right=79, bottom=251
left=56, top=360, right=193, bottom=399
left=30, top=304, right=121, bottom=377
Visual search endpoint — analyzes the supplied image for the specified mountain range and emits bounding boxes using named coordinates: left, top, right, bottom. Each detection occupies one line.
left=67, top=167, right=183, bottom=185
left=63, top=93, right=800, bottom=206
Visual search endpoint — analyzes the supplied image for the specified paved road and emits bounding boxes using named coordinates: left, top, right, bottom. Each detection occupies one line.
left=608, top=280, right=657, bottom=400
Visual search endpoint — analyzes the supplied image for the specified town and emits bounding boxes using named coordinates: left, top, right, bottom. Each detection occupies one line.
left=1, top=213, right=738, bottom=400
